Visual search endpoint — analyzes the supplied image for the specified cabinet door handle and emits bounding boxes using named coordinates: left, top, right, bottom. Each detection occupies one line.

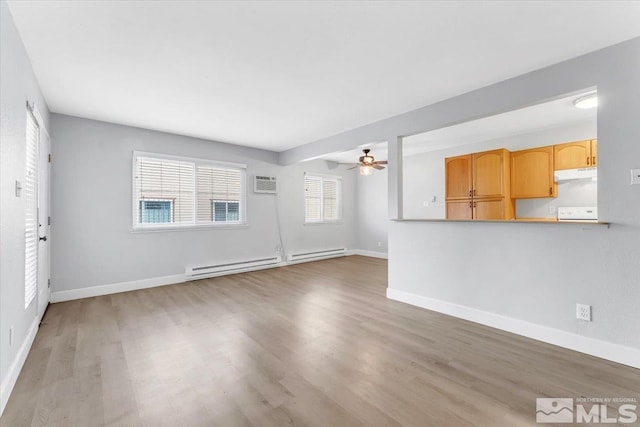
left=587, top=156, right=590, bottom=165
left=473, top=189, right=476, bottom=196
left=469, top=201, right=473, bottom=208
left=473, top=202, right=477, bottom=208
left=469, top=190, right=473, bottom=197
left=592, top=156, right=596, bottom=165
left=549, top=187, right=553, bottom=196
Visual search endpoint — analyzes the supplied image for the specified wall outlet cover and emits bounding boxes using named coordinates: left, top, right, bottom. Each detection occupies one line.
left=631, top=168, right=640, bottom=185
left=576, top=303, right=592, bottom=321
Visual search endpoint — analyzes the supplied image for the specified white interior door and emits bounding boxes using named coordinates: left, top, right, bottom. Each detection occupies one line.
left=37, top=127, right=50, bottom=319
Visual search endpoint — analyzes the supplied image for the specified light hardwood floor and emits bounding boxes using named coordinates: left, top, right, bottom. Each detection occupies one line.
left=2, top=256, right=639, bottom=426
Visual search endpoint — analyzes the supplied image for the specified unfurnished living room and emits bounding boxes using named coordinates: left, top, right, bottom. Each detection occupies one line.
left=1, top=1, right=640, bottom=426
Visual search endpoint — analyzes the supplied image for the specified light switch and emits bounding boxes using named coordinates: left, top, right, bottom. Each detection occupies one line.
left=631, top=169, right=640, bottom=185
left=422, top=201, right=429, bottom=207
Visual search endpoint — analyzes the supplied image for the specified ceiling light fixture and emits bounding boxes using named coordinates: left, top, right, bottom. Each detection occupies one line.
left=573, top=93, right=598, bottom=109
left=359, top=165, right=374, bottom=176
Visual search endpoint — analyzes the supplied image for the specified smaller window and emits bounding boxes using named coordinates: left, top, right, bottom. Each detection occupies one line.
left=139, top=199, right=174, bottom=224
left=304, top=174, right=342, bottom=223
left=213, top=200, right=240, bottom=222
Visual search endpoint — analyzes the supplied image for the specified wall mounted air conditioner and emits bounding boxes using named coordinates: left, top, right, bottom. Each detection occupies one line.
left=254, top=175, right=277, bottom=193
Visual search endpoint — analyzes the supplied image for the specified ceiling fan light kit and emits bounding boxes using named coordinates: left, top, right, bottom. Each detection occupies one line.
left=349, top=149, right=388, bottom=175
left=360, top=165, right=374, bottom=175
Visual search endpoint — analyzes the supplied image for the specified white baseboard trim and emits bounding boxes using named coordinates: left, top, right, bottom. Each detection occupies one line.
left=1, top=316, right=39, bottom=417
left=349, top=249, right=388, bottom=259
left=387, top=288, right=640, bottom=370
left=51, top=274, right=186, bottom=303
left=51, top=250, right=389, bottom=304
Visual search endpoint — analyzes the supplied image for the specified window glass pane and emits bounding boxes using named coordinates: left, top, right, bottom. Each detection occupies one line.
left=227, top=202, right=239, bottom=221
left=140, top=200, right=173, bottom=223
left=213, top=201, right=227, bottom=222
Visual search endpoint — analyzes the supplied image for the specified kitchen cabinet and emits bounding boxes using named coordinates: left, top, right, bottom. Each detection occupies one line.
left=445, top=149, right=514, bottom=220
left=511, top=146, right=556, bottom=199
left=446, top=200, right=473, bottom=220
left=474, top=149, right=508, bottom=198
left=474, top=199, right=506, bottom=220
left=554, top=139, right=598, bottom=170
left=446, top=198, right=509, bottom=220
left=445, top=155, right=472, bottom=199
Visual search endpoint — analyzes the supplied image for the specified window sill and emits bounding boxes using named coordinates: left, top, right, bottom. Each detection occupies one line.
left=131, top=223, right=249, bottom=233
left=304, top=220, right=343, bottom=226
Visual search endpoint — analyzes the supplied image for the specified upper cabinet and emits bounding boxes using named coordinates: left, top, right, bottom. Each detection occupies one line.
left=473, top=149, right=509, bottom=198
left=445, top=149, right=514, bottom=220
left=445, top=155, right=472, bottom=199
left=511, top=146, right=556, bottom=199
left=554, top=139, right=598, bottom=170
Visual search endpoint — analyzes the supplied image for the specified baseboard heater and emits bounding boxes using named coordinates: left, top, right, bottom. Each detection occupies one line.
left=287, top=248, right=346, bottom=262
left=185, top=256, right=282, bottom=280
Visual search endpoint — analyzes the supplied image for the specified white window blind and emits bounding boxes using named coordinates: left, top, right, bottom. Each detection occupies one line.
left=25, top=110, right=39, bottom=308
left=133, top=152, right=245, bottom=229
left=304, top=174, right=341, bottom=223
left=197, top=166, right=242, bottom=223
left=304, top=176, right=322, bottom=222
left=135, top=157, right=194, bottom=225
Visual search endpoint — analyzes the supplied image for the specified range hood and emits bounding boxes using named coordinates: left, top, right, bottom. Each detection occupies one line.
left=554, top=167, right=597, bottom=182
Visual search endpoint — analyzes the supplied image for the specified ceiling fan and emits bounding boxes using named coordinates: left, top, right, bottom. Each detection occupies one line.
left=346, top=149, right=388, bottom=175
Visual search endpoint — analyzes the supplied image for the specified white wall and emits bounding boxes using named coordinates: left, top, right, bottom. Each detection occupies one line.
left=402, top=121, right=597, bottom=219
left=390, top=42, right=640, bottom=355
left=280, top=38, right=640, bottom=364
left=0, top=1, right=51, bottom=412
left=50, top=114, right=357, bottom=293
left=355, top=168, right=388, bottom=253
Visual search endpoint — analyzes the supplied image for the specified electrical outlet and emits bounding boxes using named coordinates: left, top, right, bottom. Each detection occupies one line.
left=576, top=304, right=592, bottom=321
left=422, top=201, right=429, bottom=207
left=9, top=326, right=13, bottom=347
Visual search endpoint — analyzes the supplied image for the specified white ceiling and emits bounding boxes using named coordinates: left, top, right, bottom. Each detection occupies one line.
left=321, top=93, right=597, bottom=164
left=7, top=1, right=640, bottom=152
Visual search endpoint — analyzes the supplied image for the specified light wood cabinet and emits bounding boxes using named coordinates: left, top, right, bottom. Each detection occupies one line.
left=445, top=155, right=472, bottom=199
left=554, top=139, right=598, bottom=170
left=474, top=199, right=505, bottom=220
left=446, top=200, right=473, bottom=220
left=474, top=149, right=508, bottom=198
left=445, top=149, right=514, bottom=220
left=511, top=146, right=556, bottom=199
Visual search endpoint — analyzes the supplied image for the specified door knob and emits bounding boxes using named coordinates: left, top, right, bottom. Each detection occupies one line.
left=39, top=236, right=47, bottom=242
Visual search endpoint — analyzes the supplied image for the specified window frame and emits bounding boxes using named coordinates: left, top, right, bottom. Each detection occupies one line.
left=132, top=151, right=247, bottom=231
left=304, top=173, right=342, bottom=224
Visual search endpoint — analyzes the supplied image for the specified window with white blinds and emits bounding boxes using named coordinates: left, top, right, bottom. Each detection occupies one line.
left=25, top=110, right=39, bottom=308
left=304, top=174, right=341, bottom=223
left=133, top=152, right=246, bottom=229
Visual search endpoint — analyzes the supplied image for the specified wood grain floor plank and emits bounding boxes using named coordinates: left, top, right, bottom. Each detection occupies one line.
left=2, top=256, right=639, bottom=427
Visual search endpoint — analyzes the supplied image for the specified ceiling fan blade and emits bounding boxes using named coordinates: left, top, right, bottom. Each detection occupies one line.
left=347, top=165, right=359, bottom=170
left=373, top=164, right=385, bottom=170
left=374, top=160, right=388, bottom=165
